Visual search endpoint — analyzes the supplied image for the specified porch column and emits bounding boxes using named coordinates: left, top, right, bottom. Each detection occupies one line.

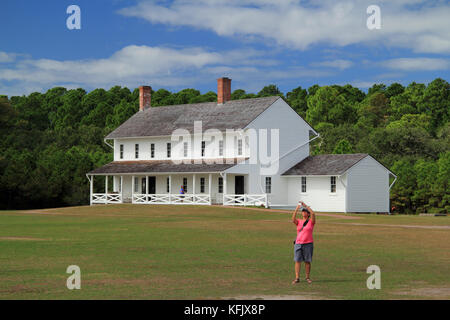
left=105, top=175, right=108, bottom=204
left=120, top=176, right=123, bottom=203
left=90, top=175, right=93, bottom=206
left=208, top=173, right=212, bottom=205
left=223, top=173, right=227, bottom=205
left=193, top=174, right=196, bottom=195
left=146, top=175, right=149, bottom=203
left=131, top=175, right=135, bottom=203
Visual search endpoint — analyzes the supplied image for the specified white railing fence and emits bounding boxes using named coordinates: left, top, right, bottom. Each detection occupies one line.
left=223, top=194, right=268, bottom=208
left=92, top=193, right=122, bottom=204
left=132, top=194, right=211, bottom=205
left=91, top=193, right=268, bottom=207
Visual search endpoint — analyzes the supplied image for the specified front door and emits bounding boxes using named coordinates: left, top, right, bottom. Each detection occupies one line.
left=142, top=177, right=156, bottom=194
left=235, top=176, right=244, bottom=195
left=148, top=176, right=156, bottom=194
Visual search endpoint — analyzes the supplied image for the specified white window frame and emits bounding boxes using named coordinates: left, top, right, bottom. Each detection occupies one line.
left=201, top=141, right=206, bottom=157
left=135, top=144, right=139, bottom=159
left=218, top=140, right=224, bottom=157
left=167, top=142, right=171, bottom=158
left=330, top=176, right=337, bottom=193
left=237, top=139, right=243, bottom=156
left=265, top=177, right=272, bottom=194
left=120, top=144, right=124, bottom=159
left=150, top=143, right=155, bottom=158
left=183, top=142, right=188, bottom=157
left=301, top=176, right=307, bottom=193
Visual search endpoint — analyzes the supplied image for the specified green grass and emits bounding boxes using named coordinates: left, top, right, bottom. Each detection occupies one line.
left=0, top=204, right=449, bottom=299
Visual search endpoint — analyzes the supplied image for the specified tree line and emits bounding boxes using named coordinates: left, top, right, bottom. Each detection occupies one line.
left=0, top=78, right=448, bottom=213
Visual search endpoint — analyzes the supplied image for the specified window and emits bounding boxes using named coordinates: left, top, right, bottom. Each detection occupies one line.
left=167, top=143, right=171, bottom=158
left=237, top=139, right=243, bottom=156
left=166, top=177, right=170, bottom=193
left=150, top=143, right=155, bottom=158
left=183, top=142, right=188, bottom=157
left=301, top=177, right=307, bottom=193
left=120, top=144, right=124, bottom=159
left=201, top=141, right=206, bottom=157
left=200, top=177, right=205, bottom=193
left=331, top=176, right=337, bottom=193
left=218, top=177, right=223, bottom=193
left=265, top=177, right=272, bottom=194
left=135, top=144, right=139, bottom=159
left=183, top=177, right=188, bottom=193
left=134, top=177, right=139, bottom=193
left=218, top=140, right=224, bottom=156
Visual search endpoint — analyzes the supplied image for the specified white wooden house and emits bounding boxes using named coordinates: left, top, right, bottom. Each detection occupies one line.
left=87, top=77, right=396, bottom=212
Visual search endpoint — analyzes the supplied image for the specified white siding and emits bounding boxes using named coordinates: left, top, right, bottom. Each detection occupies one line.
left=226, top=98, right=312, bottom=206
left=113, top=132, right=250, bottom=162
left=286, top=175, right=347, bottom=212
left=346, top=156, right=390, bottom=213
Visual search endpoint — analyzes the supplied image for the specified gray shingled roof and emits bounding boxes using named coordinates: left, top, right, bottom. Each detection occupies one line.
left=88, top=158, right=247, bottom=175
left=105, top=96, right=280, bottom=139
left=282, top=154, right=369, bottom=176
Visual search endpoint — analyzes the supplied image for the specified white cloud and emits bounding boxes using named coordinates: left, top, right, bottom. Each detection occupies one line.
left=118, top=0, right=450, bottom=54
left=0, top=45, right=330, bottom=96
left=381, top=58, right=449, bottom=71
left=0, top=52, right=17, bottom=63
left=311, top=59, right=353, bottom=70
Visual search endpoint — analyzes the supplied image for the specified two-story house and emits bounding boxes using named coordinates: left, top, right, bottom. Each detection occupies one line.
left=88, top=77, right=396, bottom=212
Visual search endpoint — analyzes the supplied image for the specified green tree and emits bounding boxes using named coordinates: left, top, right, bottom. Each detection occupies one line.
left=333, top=139, right=353, bottom=154
left=306, top=86, right=356, bottom=126
left=286, top=86, right=308, bottom=117
left=257, top=85, right=282, bottom=97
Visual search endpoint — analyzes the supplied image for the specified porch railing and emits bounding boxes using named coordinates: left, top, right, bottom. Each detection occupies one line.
left=132, top=194, right=211, bottom=205
left=223, top=194, right=268, bottom=208
left=92, top=193, right=122, bottom=204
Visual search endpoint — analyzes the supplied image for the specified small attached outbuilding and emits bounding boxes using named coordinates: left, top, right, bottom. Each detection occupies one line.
left=282, top=154, right=397, bottom=213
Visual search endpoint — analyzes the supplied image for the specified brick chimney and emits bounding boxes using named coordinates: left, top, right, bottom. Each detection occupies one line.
left=139, top=85, right=152, bottom=111
left=217, top=77, right=231, bottom=104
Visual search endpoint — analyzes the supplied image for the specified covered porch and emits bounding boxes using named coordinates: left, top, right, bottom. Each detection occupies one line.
left=87, top=172, right=268, bottom=207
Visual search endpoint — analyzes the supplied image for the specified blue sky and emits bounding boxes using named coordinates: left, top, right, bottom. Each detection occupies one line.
left=0, top=0, right=449, bottom=96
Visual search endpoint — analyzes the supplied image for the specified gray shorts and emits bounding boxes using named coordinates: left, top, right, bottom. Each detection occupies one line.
left=293, top=243, right=313, bottom=262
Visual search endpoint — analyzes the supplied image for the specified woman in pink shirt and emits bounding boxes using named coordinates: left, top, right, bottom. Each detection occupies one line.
left=292, top=201, right=316, bottom=284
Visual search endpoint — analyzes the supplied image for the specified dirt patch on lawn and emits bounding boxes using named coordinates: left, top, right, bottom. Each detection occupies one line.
left=392, top=287, right=450, bottom=299
left=0, top=236, right=49, bottom=241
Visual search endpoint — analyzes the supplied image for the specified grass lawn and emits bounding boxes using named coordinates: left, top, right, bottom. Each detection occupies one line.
left=0, top=204, right=449, bottom=300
